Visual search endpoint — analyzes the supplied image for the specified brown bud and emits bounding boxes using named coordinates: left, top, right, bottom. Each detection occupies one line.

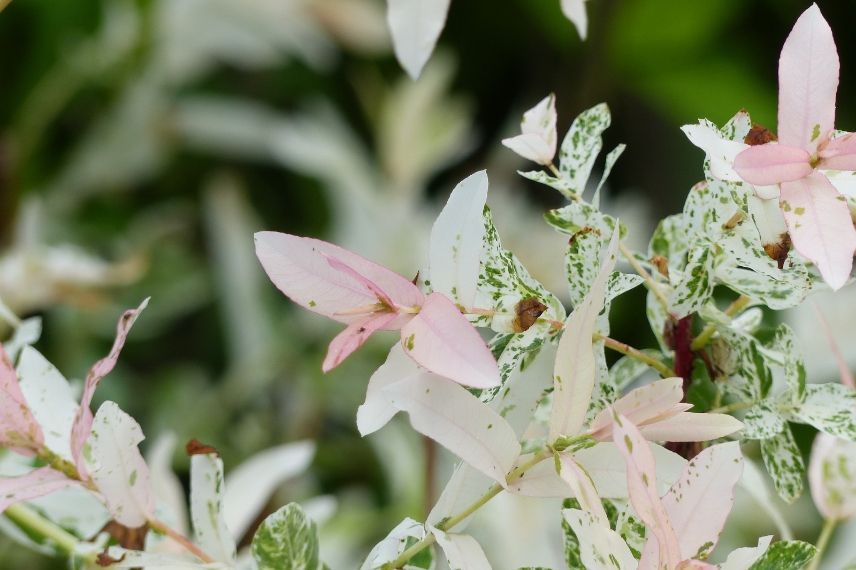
left=186, top=438, right=220, bottom=457
left=513, top=298, right=548, bottom=333
left=649, top=255, right=670, bottom=279
left=762, top=234, right=791, bottom=269
left=744, top=124, right=777, bottom=146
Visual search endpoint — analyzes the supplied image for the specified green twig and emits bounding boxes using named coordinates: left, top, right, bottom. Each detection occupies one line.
left=807, top=518, right=837, bottom=570
left=381, top=451, right=551, bottom=569
left=595, top=333, right=676, bottom=378
left=691, top=295, right=751, bottom=351
left=3, top=504, right=90, bottom=562
left=618, top=242, right=671, bottom=315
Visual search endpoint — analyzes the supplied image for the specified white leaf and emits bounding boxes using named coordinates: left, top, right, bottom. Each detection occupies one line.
left=357, top=344, right=424, bottom=436
left=146, top=433, right=189, bottom=535
left=85, top=401, right=154, bottom=527
left=386, top=0, right=451, bottom=79
left=574, top=442, right=686, bottom=499
left=224, top=440, right=315, bottom=541
left=560, top=0, right=589, bottom=40
left=719, top=536, right=773, bottom=570
left=360, top=517, right=425, bottom=570
left=17, top=346, right=78, bottom=460
left=549, top=226, right=619, bottom=441
left=641, top=441, right=743, bottom=564
left=431, top=528, right=492, bottom=570
left=428, top=170, right=489, bottom=307
left=427, top=462, right=493, bottom=532
left=190, top=453, right=237, bottom=564
left=381, top=374, right=521, bottom=484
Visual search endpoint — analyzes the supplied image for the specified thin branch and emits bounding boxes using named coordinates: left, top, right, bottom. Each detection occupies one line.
left=148, top=517, right=215, bottom=563
left=595, top=333, right=676, bottom=378
left=690, top=295, right=751, bottom=351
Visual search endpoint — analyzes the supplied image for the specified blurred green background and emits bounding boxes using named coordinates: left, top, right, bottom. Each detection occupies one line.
left=1, top=0, right=854, bottom=567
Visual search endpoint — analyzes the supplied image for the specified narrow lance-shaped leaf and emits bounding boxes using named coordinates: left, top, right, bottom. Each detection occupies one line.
left=190, top=452, right=237, bottom=564
left=558, top=454, right=609, bottom=527
left=71, top=298, right=149, bottom=475
left=549, top=226, right=619, bottom=441
left=639, top=442, right=743, bottom=565
left=611, top=413, right=681, bottom=569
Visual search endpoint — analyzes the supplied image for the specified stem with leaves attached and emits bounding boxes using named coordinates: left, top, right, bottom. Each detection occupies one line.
left=382, top=450, right=552, bottom=569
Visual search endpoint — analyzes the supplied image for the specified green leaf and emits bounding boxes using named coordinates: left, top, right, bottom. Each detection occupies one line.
left=519, top=169, right=575, bottom=200
left=767, top=325, right=806, bottom=403
left=714, top=328, right=772, bottom=401
left=648, top=214, right=691, bottom=277
left=760, top=426, right=804, bottom=504
left=558, top=103, right=611, bottom=197
left=252, top=503, right=321, bottom=570
left=480, top=206, right=565, bottom=327
left=669, top=245, right=716, bottom=318
left=747, top=540, right=817, bottom=570
left=742, top=402, right=786, bottom=440
left=788, top=383, right=856, bottom=441
left=544, top=201, right=622, bottom=239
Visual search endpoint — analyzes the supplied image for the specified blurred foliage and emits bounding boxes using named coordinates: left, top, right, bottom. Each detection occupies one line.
left=0, top=0, right=852, bottom=567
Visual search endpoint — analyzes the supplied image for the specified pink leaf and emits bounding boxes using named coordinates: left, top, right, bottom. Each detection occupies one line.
left=641, top=442, right=743, bottom=565
left=0, top=345, right=44, bottom=455
left=70, top=299, right=149, bottom=476
left=612, top=413, right=681, bottom=570
left=819, top=132, right=856, bottom=170
left=588, top=378, right=684, bottom=441
left=733, top=144, right=812, bottom=186
left=322, top=312, right=397, bottom=372
left=0, top=467, right=75, bottom=513
left=549, top=226, right=620, bottom=441
left=254, top=232, right=424, bottom=324
left=780, top=172, right=856, bottom=290
left=325, top=255, right=396, bottom=309
left=777, top=4, right=839, bottom=152
left=400, top=292, right=500, bottom=389
left=638, top=412, right=744, bottom=443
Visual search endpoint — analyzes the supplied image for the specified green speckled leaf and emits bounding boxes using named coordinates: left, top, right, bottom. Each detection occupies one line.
left=558, top=103, right=611, bottom=196
left=742, top=402, right=785, bottom=440
left=788, top=383, right=856, bottom=441
left=252, top=503, right=320, bottom=570
left=747, top=540, right=816, bottom=570
left=669, top=245, right=716, bottom=318
left=760, top=426, right=804, bottom=504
